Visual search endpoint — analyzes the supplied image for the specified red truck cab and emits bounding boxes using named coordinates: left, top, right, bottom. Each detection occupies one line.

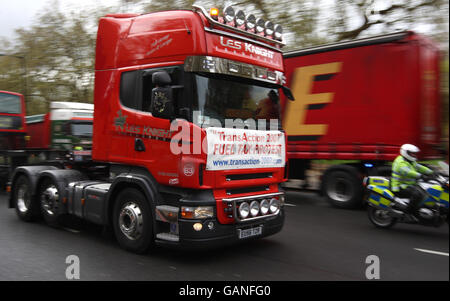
left=91, top=6, right=288, bottom=249
left=8, top=5, right=289, bottom=253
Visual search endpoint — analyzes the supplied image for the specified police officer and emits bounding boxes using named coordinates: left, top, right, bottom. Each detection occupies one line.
left=391, top=144, right=434, bottom=213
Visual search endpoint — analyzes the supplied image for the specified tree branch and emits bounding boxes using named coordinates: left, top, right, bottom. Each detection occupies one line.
left=337, top=14, right=384, bottom=41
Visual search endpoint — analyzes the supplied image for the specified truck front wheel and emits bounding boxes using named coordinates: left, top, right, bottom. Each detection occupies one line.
left=322, top=166, right=364, bottom=209
left=113, top=188, right=154, bottom=254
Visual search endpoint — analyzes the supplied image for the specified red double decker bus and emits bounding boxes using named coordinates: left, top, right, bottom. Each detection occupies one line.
left=0, top=91, right=27, bottom=150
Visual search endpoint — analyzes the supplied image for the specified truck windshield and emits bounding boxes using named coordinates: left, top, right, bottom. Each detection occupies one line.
left=192, top=74, right=281, bottom=130
left=0, top=93, right=21, bottom=114
left=71, top=123, right=93, bottom=137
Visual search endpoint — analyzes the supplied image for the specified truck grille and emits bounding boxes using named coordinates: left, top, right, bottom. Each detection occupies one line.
left=226, top=186, right=269, bottom=195
left=226, top=172, right=273, bottom=181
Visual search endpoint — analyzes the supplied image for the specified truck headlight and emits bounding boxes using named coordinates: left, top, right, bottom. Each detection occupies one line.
left=269, top=198, right=280, bottom=214
left=260, top=199, right=270, bottom=215
left=274, top=24, right=283, bottom=40
left=181, top=206, right=214, bottom=219
left=235, top=10, right=246, bottom=27
left=245, top=14, right=256, bottom=30
left=250, top=201, right=260, bottom=217
left=238, top=202, right=250, bottom=219
left=264, top=20, right=274, bottom=36
left=223, top=5, right=235, bottom=23
left=256, top=18, right=265, bottom=33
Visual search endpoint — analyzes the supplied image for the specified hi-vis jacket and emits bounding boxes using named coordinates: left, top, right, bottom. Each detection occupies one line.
left=391, top=155, right=432, bottom=192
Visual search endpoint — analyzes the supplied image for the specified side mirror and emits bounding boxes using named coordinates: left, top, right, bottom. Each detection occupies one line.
left=151, top=87, right=174, bottom=119
left=282, top=86, right=295, bottom=101
left=152, top=71, right=172, bottom=86
left=151, top=71, right=174, bottom=119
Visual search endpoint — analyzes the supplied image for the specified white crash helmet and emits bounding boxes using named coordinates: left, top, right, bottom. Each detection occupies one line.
left=400, top=144, right=420, bottom=162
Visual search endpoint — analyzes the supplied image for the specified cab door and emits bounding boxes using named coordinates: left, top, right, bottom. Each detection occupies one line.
left=131, top=65, right=185, bottom=185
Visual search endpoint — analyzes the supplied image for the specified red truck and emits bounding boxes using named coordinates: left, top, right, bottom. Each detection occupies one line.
left=8, top=5, right=289, bottom=253
left=25, top=101, right=94, bottom=157
left=0, top=98, right=94, bottom=188
left=282, top=31, right=443, bottom=208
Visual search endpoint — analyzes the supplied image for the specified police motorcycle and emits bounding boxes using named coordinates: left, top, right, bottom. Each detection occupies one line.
left=364, top=172, right=449, bottom=229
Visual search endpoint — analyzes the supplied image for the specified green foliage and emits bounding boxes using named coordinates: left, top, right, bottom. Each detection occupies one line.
left=0, top=1, right=97, bottom=115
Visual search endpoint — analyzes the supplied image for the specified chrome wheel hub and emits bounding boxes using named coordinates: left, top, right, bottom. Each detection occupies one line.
left=119, top=202, right=144, bottom=241
left=41, top=185, right=59, bottom=216
left=17, top=184, right=30, bottom=213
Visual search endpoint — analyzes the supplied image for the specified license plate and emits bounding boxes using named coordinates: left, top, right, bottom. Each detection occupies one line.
left=238, top=226, right=262, bottom=239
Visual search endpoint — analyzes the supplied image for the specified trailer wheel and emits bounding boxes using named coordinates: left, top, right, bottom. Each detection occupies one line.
left=13, top=175, right=39, bottom=221
left=113, top=188, right=154, bottom=254
left=39, top=178, right=63, bottom=227
left=322, top=166, right=363, bottom=209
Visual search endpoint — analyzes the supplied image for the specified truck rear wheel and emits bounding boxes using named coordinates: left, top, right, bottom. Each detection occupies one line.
left=39, top=178, right=63, bottom=227
left=113, top=188, right=154, bottom=254
left=13, top=175, right=39, bottom=221
left=322, top=166, right=364, bottom=209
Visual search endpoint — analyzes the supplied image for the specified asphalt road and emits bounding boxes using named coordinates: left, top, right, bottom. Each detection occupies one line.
left=0, top=190, right=448, bottom=281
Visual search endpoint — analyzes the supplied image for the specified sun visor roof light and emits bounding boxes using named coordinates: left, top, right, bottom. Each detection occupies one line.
left=193, top=5, right=284, bottom=45
left=264, top=21, right=274, bottom=37
left=255, top=18, right=265, bottom=33
left=274, top=24, right=283, bottom=40
left=223, top=5, right=235, bottom=24
left=245, top=14, right=256, bottom=30
left=235, top=10, right=246, bottom=27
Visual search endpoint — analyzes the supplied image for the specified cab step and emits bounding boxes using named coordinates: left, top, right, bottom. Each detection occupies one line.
left=156, top=232, right=179, bottom=242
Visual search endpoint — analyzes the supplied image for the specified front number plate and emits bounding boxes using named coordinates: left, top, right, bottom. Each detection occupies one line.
left=238, top=226, right=262, bottom=239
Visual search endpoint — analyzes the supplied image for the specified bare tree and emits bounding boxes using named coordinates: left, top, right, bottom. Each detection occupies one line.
left=329, top=0, right=448, bottom=43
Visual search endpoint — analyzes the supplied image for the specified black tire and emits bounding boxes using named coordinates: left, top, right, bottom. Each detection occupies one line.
left=13, top=175, right=39, bottom=222
left=367, top=206, right=397, bottom=229
left=113, top=188, right=154, bottom=254
left=39, top=177, right=63, bottom=227
left=322, top=166, right=364, bottom=209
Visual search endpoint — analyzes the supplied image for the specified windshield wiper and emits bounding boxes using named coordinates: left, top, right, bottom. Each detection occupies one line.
left=281, top=86, right=294, bottom=101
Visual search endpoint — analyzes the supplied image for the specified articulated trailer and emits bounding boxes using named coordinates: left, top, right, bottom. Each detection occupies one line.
left=8, top=5, right=290, bottom=253
left=282, top=31, right=443, bottom=208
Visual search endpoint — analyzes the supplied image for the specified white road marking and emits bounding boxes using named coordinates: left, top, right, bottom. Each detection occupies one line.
left=284, top=203, right=297, bottom=207
left=414, top=248, right=449, bottom=257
